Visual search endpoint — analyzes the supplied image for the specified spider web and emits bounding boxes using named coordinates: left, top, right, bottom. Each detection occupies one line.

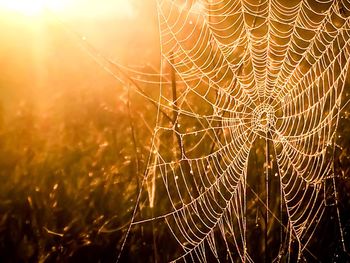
left=113, top=0, right=350, bottom=262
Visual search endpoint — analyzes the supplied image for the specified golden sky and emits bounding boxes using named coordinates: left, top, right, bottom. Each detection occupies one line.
left=0, top=0, right=137, bottom=18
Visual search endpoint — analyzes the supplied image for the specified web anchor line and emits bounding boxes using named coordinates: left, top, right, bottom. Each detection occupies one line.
left=265, top=124, right=271, bottom=263
left=330, top=102, right=348, bottom=255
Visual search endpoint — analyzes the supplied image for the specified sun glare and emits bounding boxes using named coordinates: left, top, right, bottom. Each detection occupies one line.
left=0, top=0, right=66, bottom=16
left=0, top=0, right=136, bottom=18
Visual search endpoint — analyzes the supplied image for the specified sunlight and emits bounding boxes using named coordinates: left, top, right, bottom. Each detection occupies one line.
left=0, top=0, right=67, bottom=16
left=0, top=0, right=136, bottom=19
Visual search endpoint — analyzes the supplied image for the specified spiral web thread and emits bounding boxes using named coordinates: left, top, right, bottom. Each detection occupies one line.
left=112, top=0, right=350, bottom=262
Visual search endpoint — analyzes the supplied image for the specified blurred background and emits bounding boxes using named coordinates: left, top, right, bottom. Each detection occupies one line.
left=0, top=1, right=162, bottom=262
left=0, top=1, right=350, bottom=262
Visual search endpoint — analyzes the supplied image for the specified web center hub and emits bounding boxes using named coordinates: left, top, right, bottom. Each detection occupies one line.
left=253, top=104, right=276, bottom=132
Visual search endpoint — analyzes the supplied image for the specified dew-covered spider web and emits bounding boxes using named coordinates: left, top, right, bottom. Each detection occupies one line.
left=110, top=0, right=350, bottom=262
